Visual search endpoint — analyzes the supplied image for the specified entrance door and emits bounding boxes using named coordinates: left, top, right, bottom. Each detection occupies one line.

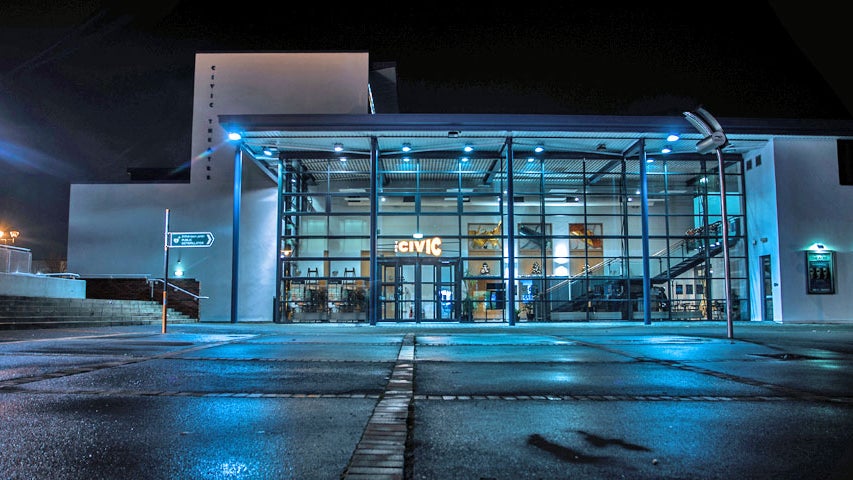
left=379, top=258, right=459, bottom=322
left=760, top=255, right=773, bottom=321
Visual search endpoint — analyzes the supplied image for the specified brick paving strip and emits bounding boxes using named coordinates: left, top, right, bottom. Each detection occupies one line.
left=342, top=333, right=414, bottom=480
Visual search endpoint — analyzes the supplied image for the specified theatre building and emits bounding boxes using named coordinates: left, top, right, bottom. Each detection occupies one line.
left=67, top=52, right=853, bottom=325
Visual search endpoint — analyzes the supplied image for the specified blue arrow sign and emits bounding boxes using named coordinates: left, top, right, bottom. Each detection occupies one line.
left=168, top=232, right=215, bottom=248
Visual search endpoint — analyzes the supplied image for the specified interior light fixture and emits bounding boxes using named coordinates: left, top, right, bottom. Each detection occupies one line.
left=263, top=146, right=274, bottom=156
left=527, top=157, right=535, bottom=162
left=339, top=156, right=347, bottom=162
left=646, top=158, right=655, bottom=163
left=534, top=145, right=544, bottom=153
left=460, top=157, right=469, bottom=163
left=667, top=134, right=680, bottom=142
left=227, top=132, right=242, bottom=141
left=463, top=144, right=474, bottom=153
left=402, top=143, right=411, bottom=152
left=661, top=145, right=672, bottom=154
left=413, top=233, right=423, bottom=239
left=333, top=143, right=344, bottom=152
left=403, top=157, right=410, bottom=162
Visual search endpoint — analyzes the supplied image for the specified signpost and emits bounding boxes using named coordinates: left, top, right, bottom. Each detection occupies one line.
left=162, top=210, right=214, bottom=333
left=169, top=232, right=215, bottom=248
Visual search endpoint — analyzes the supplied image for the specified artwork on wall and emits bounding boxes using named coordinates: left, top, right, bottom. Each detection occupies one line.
left=517, top=223, right=552, bottom=250
left=569, top=223, right=603, bottom=250
left=468, top=222, right=502, bottom=249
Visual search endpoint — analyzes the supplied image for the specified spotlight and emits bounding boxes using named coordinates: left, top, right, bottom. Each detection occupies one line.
left=463, top=144, right=474, bottom=153
left=333, top=143, right=344, bottom=152
left=534, top=145, right=545, bottom=153
left=227, top=132, right=242, bottom=141
left=661, top=145, right=672, bottom=154
left=460, top=157, right=469, bottom=163
left=667, top=134, right=680, bottom=142
left=402, top=143, right=412, bottom=152
left=527, top=157, right=535, bottom=162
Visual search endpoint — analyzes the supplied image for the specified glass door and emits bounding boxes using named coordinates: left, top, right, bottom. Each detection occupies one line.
left=379, top=258, right=460, bottom=322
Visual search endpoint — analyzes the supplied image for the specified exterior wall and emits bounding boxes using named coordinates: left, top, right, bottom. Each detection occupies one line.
left=745, top=141, right=781, bottom=322
left=68, top=52, right=370, bottom=322
left=773, top=138, right=853, bottom=323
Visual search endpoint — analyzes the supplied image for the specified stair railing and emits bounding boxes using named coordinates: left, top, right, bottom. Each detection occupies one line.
left=147, top=278, right=209, bottom=301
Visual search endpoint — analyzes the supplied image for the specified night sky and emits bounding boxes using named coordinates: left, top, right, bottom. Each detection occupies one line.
left=1, top=1, right=851, bottom=261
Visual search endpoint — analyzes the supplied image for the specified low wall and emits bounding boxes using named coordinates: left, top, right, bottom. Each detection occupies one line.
left=0, top=273, right=86, bottom=299
left=84, top=277, right=200, bottom=319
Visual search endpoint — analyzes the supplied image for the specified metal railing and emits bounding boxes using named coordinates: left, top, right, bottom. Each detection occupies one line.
left=544, top=217, right=740, bottom=304
left=147, top=277, right=209, bottom=301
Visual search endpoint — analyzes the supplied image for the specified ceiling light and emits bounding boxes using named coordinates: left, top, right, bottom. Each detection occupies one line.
left=527, top=157, right=535, bottom=162
left=402, top=143, right=411, bottom=152
left=227, top=132, right=242, bottom=141
left=534, top=145, right=544, bottom=153
left=667, top=134, right=680, bottom=142
left=461, top=157, right=469, bottom=163
left=339, top=156, right=347, bottom=162
left=333, top=143, right=344, bottom=152
left=263, top=146, right=275, bottom=156
left=463, top=144, right=474, bottom=153
left=661, top=145, right=672, bottom=154
left=646, top=158, right=655, bottom=163
left=403, top=157, right=410, bottom=162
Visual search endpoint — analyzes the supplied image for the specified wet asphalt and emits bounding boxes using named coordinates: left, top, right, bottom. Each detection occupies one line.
left=0, top=320, right=851, bottom=480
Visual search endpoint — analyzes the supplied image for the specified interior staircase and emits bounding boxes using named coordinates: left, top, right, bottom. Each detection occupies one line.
left=0, top=295, right=196, bottom=330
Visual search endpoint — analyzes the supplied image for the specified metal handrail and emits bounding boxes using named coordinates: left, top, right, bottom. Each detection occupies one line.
left=36, top=272, right=82, bottom=279
left=148, top=278, right=209, bottom=301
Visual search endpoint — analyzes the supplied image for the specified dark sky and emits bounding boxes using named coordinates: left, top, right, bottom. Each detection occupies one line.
left=1, top=1, right=851, bottom=261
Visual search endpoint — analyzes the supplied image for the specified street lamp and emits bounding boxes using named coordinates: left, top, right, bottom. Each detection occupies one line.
left=0, top=230, right=20, bottom=244
left=683, top=107, right=734, bottom=339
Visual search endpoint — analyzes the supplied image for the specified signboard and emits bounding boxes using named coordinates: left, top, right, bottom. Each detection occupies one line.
left=394, top=236, right=442, bottom=256
left=805, top=251, right=835, bottom=294
left=169, top=232, right=215, bottom=248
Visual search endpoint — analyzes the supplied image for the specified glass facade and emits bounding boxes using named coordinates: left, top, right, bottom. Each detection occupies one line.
left=271, top=134, right=747, bottom=324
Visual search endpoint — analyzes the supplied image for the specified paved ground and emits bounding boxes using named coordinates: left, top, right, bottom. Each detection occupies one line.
left=0, top=320, right=851, bottom=479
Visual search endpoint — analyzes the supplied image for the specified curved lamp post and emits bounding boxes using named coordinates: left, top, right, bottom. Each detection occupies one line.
left=683, top=107, right=734, bottom=339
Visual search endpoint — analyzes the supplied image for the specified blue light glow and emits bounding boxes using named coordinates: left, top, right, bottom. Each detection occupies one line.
left=227, top=132, right=242, bottom=141
left=667, top=134, right=680, bottom=142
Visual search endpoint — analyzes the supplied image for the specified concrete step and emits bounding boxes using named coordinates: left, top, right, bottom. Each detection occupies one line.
left=0, top=295, right=197, bottom=329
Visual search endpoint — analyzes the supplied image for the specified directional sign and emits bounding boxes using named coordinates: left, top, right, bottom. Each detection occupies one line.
left=168, top=231, right=215, bottom=248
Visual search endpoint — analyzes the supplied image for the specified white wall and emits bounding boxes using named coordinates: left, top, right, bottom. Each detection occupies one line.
left=744, top=141, right=781, bottom=322
left=772, top=138, right=853, bottom=323
left=68, top=52, right=370, bottom=322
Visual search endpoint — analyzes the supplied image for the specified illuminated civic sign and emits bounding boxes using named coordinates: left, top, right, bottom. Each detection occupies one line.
left=395, top=236, right=442, bottom=256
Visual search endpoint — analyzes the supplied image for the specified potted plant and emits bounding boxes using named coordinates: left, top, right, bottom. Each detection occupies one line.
left=300, top=286, right=328, bottom=321
left=338, top=286, right=367, bottom=322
